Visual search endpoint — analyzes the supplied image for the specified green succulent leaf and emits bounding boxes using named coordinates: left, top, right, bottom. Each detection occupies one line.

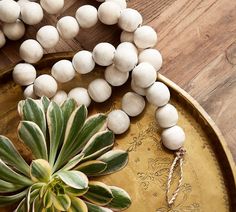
left=83, top=181, right=113, bottom=206
left=64, top=186, right=88, bottom=197
left=68, top=197, right=88, bottom=212
left=0, top=179, right=23, bottom=193
left=52, top=193, right=71, bottom=211
left=18, top=100, right=25, bottom=118
left=26, top=184, right=41, bottom=212
left=47, top=102, right=64, bottom=166
left=57, top=170, right=88, bottom=190
left=75, top=160, right=107, bottom=176
left=43, top=190, right=53, bottom=208
left=0, top=189, right=27, bottom=206
left=18, top=121, right=48, bottom=160
left=0, top=135, right=29, bottom=176
left=32, top=197, right=44, bottom=212
left=81, top=130, right=114, bottom=161
left=61, top=153, right=84, bottom=171
left=30, top=159, right=51, bottom=183
left=61, top=99, right=77, bottom=128
left=41, top=96, right=50, bottom=112
left=85, top=201, right=112, bottom=212
left=22, top=98, right=46, bottom=137
left=97, top=150, right=128, bottom=176
left=0, top=159, right=32, bottom=186
left=107, top=186, right=132, bottom=211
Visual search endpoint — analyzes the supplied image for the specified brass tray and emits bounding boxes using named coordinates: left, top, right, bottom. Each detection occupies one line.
left=0, top=53, right=235, bottom=212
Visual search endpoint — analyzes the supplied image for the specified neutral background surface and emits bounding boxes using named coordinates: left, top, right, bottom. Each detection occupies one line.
left=0, top=0, right=236, bottom=161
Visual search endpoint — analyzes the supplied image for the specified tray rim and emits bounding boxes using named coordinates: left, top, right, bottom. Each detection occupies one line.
left=1, top=52, right=236, bottom=209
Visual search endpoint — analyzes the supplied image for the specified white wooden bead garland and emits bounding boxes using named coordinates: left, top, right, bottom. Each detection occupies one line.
left=11, top=0, right=187, bottom=207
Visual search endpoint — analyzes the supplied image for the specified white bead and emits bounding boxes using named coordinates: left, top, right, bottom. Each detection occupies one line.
left=51, top=60, right=75, bottom=83
left=57, top=16, right=79, bottom=39
left=139, top=49, right=163, bottom=71
left=134, top=26, right=158, bottom=49
left=105, top=65, right=129, bottom=86
left=72, top=51, right=95, bottom=74
left=21, top=2, right=44, bottom=25
left=88, top=79, right=112, bottom=103
left=105, top=0, right=127, bottom=9
left=40, top=0, right=64, bottom=15
left=132, top=62, right=157, bottom=88
left=92, top=42, right=115, bottom=66
left=0, top=30, right=6, bottom=48
left=68, top=87, right=91, bottom=107
left=116, top=42, right=138, bottom=54
left=2, top=19, right=25, bottom=41
left=36, top=25, right=59, bottom=49
left=114, top=45, right=138, bottom=72
left=120, top=31, right=134, bottom=43
left=98, top=2, right=121, bottom=25
left=19, top=39, right=44, bottom=64
left=0, top=0, right=20, bottom=23
left=156, top=104, right=178, bottom=128
left=118, top=9, right=143, bottom=32
left=13, top=63, right=36, bottom=86
left=131, top=79, right=146, bottom=96
left=24, top=84, right=37, bottom=99
left=122, top=92, right=145, bottom=117
left=162, top=126, right=185, bottom=150
left=52, top=90, right=67, bottom=106
left=108, top=110, right=130, bottom=134
left=75, top=5, right=98, bottom=28
left=146, top=82, right=170, bottom=107
left=34, top=74, right=58, bottom=98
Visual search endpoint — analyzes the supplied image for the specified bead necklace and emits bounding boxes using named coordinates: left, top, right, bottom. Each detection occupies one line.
left=11, top=0, right=186, bottom=207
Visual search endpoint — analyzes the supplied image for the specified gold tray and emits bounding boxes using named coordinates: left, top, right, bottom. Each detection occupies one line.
left=0, top=53, right=235, bottom=212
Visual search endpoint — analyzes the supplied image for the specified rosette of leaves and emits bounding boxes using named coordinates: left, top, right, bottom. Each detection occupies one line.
left=0, top=97, right=131, bottom=211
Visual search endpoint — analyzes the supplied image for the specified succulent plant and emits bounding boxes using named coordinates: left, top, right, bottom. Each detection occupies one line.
left=0, top=97, right=131, bottom=211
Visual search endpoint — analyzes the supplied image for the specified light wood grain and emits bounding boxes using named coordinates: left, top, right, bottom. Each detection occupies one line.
left=0, top=0, right=236, bottom=162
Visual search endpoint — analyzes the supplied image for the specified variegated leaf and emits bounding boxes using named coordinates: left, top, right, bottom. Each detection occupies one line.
left=61, top=99, right=77, bottom=128
left=85, top=201, right=113, bottom=212
left=83, top=181, right=113, bottom=206
left=60, top=153, right=84, bottom=171
left=17, top=100, right=25, bottom=118
left=107, top=186, right=132, bottom=211
left=18, top=121, right=48, bottom=160
left=41, top=96, right=50, bottom=112
left=0, top=189, right=27, bottom=207
left=0, top=135, right=29, bottom=176
left=81, top=130, right=114, bottom=161
left=64, top=186, right=88, bottom=197
left=75, top=160, right=107, bottom=176
left=43, top=190, right=53, bottom=208
left=26, top=184, right=42, bottom=212
left=32, top=197, right=44, bottom=212
left=52, top=193, right=71, bottom=211
left=30, top=159, right=51, bottom=183
left=68, top=197, right=88, bottom=212
left=0, top=179, right=23, bottom=193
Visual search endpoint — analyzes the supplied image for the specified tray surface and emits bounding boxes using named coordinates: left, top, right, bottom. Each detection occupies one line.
left=0, top=53, right=235, bottom=211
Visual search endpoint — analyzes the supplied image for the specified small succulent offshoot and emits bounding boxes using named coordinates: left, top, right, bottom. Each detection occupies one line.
left=0, top=97, right=131, bottom=211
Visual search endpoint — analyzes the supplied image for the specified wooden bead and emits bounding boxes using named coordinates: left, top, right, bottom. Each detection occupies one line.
left=75, top=5, right=98, bottom=28
left=139, top=49, right=163, bottom=71
left=88, top=79, right=112, bottom=103
left=132, top=62, right=157, bottom=88
left=114, top=45, right=138, bottom=72
left=2, top=19, right=25, bottom=41
left=68, top=87, right=91, bottom=107
left=72, top=50, right=95, bottom=74
left=24, top=84, right=37, bottom=99
left=51, top=60, right=75, bottom=83
left=40, top=0, right=64, bottom=15
left=116, top=42, right=138, bottom=54
left=134, top=26, right=158, bottom=49
left=105, top=65, right=129, bottom=86
left=36, top=25, right=59, bottom=49
left=0, top=0, right=20, bottom=23
left=131, top=79, right=146, bottom=96
left=52, top=90, right=68, bottom=106
left=98, top=2, right=121, bottom=25
left=57, top=16, right=79, bottom=39
left=13, top=63, right=36, bottom=86
left=155, top=104, right=179, bottom=128
left=19, top=39, right=44, bottom=64
left=118, top=9, right=143, bottom=32
left=92, top=42, right=115, bottom=66
left=108, top=109, right=130, bottom=134
left=162, top=126, right=185, bottom=150
left=122, top=92, right=145, bottom=117
left=146, top=82, right=170, bottom=107
left=21, top=2, right=44, bottom=25
left=0, top=30, right=6, bottom=48
left=106, top=0, right=127, bottom=9
left=34, top=74, right=58, bottom=98
left=120, top=31, right=134, bottom=43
